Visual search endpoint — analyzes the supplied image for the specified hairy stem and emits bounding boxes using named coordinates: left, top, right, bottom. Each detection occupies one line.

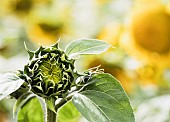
left=46, top=91, right=76, bottom=122
left=55, top=93, right=74, bottom=111
left=47, top=108, right=56, bottom=122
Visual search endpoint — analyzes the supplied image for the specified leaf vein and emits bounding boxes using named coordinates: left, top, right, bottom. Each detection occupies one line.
left=82, top=90, right=130, bottom=116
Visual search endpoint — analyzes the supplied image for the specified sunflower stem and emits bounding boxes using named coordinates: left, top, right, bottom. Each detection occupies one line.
left=47, top=108, right=56, bottom=122
left=46, top=90, right=77, bottom=122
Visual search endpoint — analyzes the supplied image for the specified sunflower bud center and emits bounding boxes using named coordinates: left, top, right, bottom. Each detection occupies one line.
left=39, top=60, right=62, bottom=84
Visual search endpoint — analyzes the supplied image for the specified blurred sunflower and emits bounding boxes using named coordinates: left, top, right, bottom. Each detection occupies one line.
left=97, top=22, right=123, bottom=46
left=83, top=52, right=136, bottom=93
left=120, top=1, right=170, bottom=69
left=136, top=64, right=162, bottom=86
left=25, top=1, right=73, bottom=46
left=1, top=0, right=52, bottom=17
left=26, top=19, right=65, bottom=46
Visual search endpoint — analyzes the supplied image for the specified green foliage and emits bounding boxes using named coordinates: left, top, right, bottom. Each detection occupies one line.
left=0, top=73, right=24, bottom=100
left=13, top=92, right=36, bottom=118
left=65, top=38, right=111, bottom=58
left=17, top=97, right=44, bottom=122
left=72, top=73, right=135, bottom=122
left=57, top=101, right=81, bottom=122
left=0, top=39, right=135, bottom=122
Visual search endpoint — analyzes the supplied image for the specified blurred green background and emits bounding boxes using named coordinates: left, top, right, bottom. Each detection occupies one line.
left=1, top=0, right=170, bottom=122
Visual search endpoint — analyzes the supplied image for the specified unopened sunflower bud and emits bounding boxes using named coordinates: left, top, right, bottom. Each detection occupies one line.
left=20, top=43, right=76, bottom=98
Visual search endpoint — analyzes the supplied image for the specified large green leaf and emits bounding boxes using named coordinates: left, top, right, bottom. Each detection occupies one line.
left=18, top=97, right=44, bottom=122
left=65, top=39, right=111, bottom=58
left=72, top=73, right=135, bottom=122
left=13, top=92, right=35, bottom=118
left=57, top=100, right=81, bottom=122
left=0, top=73, right=24, bottom=100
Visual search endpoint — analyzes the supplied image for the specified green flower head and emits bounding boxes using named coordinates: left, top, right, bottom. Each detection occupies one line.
left=21, top=43, right=76, bottom=98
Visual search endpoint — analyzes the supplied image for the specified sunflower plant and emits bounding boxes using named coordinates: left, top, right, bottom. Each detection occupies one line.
left=0, top=38, right=134, bottom=122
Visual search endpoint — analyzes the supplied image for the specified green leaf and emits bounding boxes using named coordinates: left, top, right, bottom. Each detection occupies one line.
left=72, top=73, right=135, bottom=122
left=18, top=97, right=44, bottom=122
left=65, top=39, right=111, bottom=58
left=0, top=73, right=24, bottom=100
left=57, top=100, right=81, bottom=122
left=13, top=92, right=35, bottom=118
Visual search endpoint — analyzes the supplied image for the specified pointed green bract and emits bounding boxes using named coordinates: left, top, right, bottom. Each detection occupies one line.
left=72, top=73, right=135, bottom=122
left=24, top=42, right=34, bottom=60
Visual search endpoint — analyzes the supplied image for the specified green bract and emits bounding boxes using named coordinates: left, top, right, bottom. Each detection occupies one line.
left=20, top=43, right=76, bottom=98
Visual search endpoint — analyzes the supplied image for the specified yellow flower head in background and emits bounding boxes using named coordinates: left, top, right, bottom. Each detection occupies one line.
left=120, top=2, right=170, bottom=68
left=26, top=19, right=65, bottom=46
left=132, top=5, right=170, bottom=54
left=98, top=22, right=123, bottom=46
left=1, top=0, right=52, bottom=17
left=25, top=1, right=72, bottom=46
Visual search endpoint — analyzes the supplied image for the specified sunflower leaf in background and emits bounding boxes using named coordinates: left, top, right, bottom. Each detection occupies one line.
left=13, top=92, right=36, bottom=118
left=17, top=97, right=44, bottom=122
left=65, top=39, right=111, bottom=59
left=72, top=73, right=135, bottom=122
left=57, top=101, right=81, bottom=122
left=0, top=73, right=24, bottom=100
